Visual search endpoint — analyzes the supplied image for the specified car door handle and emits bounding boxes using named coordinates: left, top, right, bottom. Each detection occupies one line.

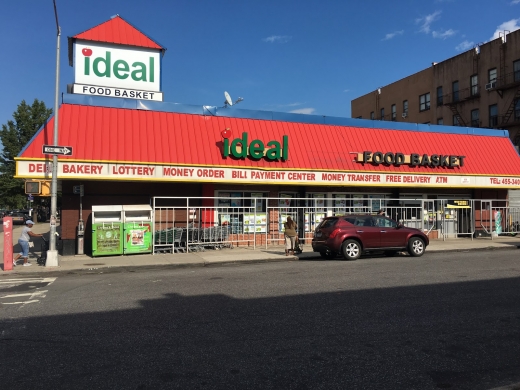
left=380, top=230, right=387, bottom=233
left=356, top=230, right=364, bottom=233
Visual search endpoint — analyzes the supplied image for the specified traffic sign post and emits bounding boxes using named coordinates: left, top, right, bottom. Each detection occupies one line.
left=73, top=185, right=84, bottom=196
left=42, top=145, right=73, bottom=155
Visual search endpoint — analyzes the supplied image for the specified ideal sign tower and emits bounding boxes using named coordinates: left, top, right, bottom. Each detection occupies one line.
left=68, top=15, right=165, bottom=101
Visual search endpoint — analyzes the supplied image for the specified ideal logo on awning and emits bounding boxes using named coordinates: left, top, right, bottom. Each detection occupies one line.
left=221, top=130, right=289, bottom=161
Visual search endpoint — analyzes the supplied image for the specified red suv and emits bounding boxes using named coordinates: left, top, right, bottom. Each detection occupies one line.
left=312, top=214, right=429, bottom=260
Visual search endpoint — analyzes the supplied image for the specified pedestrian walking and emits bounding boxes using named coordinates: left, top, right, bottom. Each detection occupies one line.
left=284, top=216, right=298, bottom=256
left=13, top=220, right=44, bottom=267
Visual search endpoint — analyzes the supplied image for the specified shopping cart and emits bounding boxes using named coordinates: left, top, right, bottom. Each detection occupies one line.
left=36, top=236, right=49, bottom=266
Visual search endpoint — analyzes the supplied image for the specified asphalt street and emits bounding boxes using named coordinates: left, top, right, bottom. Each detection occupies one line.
left=2, top=249, right=520, bottom=389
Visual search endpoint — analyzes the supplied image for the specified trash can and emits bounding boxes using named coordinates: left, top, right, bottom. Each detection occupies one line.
left=122, top=205, right=153, bottom=255
left=92, top=205, right=123, bottom=257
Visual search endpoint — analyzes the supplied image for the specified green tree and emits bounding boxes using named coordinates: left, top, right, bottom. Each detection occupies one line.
left=0, top=99, right=52, bottom=209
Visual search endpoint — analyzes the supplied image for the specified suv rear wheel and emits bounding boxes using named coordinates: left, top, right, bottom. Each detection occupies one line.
left=408, top=237, right=425, bottom=257
left=341, top=239, right=361, bottom=260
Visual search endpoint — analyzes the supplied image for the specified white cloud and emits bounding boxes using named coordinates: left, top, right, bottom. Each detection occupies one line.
left=455, top=40, right=474, bottom=51
left=432, top=29, right=456, bottom=39
left=511, top=0, right=520, bottom=4
left=490, top=19, right=520, bottom=40
left=416, top=10, right=442, bottom=34
left=289, top=108, right=315, bottom=115
left=343, top=89, right=350, bottom=93
left=382, top=30, right=404, bottom=41
left=262, top=35, right=292, bottom=43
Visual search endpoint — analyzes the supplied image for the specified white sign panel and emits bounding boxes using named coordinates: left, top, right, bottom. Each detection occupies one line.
left=72, top=84, right=163, bottom=101
left=74, top=40, right=161, bottom=92
left=16, top=160, right=520, bottom=189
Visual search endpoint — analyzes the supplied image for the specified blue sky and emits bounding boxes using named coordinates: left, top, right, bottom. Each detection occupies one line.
left=1, top=0, right=520, bottom=136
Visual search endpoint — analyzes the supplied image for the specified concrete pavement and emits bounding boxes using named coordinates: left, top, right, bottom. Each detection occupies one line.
left=1, top=221, right=519, bottom=274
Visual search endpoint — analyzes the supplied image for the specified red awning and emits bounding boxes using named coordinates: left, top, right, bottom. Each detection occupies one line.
left=18, top=102, right=520, bottom=177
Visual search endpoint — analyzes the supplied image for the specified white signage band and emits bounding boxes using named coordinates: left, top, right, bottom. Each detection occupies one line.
left=72, top=84, right=163, bottom=101
left=16, top=160, right=520, bottom=189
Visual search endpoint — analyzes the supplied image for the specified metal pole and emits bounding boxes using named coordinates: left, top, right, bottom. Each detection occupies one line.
left=46, top=0, right=60, bottom=266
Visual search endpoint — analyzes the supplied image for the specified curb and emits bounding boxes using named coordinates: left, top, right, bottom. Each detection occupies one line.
left=1, top=245, right=518, bottom=276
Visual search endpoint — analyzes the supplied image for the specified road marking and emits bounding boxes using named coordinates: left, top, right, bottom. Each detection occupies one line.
left=1, top=290, right=48, bottom=298
left=0, top=277, right=56, bottom=284
left=0, top=277, right=56, bottom=305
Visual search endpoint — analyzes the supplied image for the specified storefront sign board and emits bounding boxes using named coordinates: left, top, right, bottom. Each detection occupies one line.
left=16, top=160, right=520, bottom=189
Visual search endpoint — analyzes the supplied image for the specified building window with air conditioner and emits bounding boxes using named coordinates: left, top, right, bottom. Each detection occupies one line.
left=486, top=69, right=497, bottom=90
left=452, top=81, right=459, bottom=102
left=391, top=104, right=396, bottom=121
left=471, top=109, right=480, bottom=127
left=470, top=75, right=479, bottom=96
left=437, top=86, right=443, bottom=106
left=489, top=104, right=498, bottom=127
left=419, top=93, right=430, bottom=111
left=514, top=60, right=520, bottom=82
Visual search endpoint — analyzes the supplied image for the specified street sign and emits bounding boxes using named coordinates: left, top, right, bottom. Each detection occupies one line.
left=27, top=194, right=34, bottom=201
left=73, top=184, right=84, bottom=196
left=42, top=145, right=73, bottom=155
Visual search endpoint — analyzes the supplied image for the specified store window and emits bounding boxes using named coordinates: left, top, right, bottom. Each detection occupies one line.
left=489, top=104, right=498, bottom=127
left=391, top=104, right=396, bottom=121
left=217, top=191, right=268, bottom=233
left=419, top=93, right=430, bottom=111
left=304, top=193, right=327, bottom=232
left=470, top=75, right=478, bottom=96
left=452, top=81, right=459, bottom=102
left=471, top=109, right=479, bottom=127
left=437, top=86, right=443, bottom=106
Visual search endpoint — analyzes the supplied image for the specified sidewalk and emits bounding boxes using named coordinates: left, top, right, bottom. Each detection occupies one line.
left=1, top=222, right=519, bottom=275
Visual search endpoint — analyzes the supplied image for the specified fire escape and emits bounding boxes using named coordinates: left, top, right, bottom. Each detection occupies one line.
left=492, top=31, right=520, bottom=129
left=444, top=46, right=482, bottom=127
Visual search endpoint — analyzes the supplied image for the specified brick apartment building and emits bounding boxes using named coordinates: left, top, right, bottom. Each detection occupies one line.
left=351, top=29, right=520, bottom=150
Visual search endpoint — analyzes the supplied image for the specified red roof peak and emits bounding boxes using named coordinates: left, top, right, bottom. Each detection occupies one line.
left=70, top=15, right=164, bottom=50
left=68, top=15, right=165, bottom=66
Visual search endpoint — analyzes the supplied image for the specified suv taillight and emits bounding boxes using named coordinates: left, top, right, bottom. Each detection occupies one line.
left=329, top=228, right=341, bottom=238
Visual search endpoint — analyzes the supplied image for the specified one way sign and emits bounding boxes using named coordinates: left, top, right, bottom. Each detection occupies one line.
left=42, top=145, right=73, bottom=156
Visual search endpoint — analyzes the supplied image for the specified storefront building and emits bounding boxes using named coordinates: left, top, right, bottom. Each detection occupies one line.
left=15, top=16, right=520, bottom=255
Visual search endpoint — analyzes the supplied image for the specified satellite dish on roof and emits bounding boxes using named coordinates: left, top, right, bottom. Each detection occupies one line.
left=224, top=91, right=233, bottom=107
left=223, top=91, right=244, bottom=108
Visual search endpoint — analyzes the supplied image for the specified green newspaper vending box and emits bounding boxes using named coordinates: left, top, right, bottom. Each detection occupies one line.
left=91, top=205, right=123, bottom=257
left=123, top=205, right=153, bottom=254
